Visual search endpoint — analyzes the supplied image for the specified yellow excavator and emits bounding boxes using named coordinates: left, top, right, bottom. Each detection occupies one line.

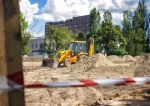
left=42, top=36, right=94, bottom=67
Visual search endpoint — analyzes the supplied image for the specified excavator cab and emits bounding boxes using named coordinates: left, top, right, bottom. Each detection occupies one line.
left=68, top=41, right=87, bottom=56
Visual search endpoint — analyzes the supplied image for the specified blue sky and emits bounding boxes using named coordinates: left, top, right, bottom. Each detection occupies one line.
left=19, top=0, right=150, bottom=37
left=30, top=0, right=46, bottom=8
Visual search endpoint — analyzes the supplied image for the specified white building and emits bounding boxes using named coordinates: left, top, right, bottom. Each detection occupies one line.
left=28, top=36, right=45, bottom=56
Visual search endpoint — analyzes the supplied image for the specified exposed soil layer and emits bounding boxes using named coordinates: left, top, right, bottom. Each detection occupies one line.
left=134, top=54, right=150, bottom=77
left=24, top=54, right=150, bottom=106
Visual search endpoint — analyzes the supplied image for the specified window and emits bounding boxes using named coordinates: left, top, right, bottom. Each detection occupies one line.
left=40, top=43, right=43, bottom=48
left=68, top=43, right=73, bottom=50
left=31, top=44, right=34, bottom=49
left=35, top=44, right=38, bottom=49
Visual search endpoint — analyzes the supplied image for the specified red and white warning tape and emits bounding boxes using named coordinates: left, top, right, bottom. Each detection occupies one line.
left=25, top=77, right=150, bottom=88
left=0, top=71, right=150, bottom=92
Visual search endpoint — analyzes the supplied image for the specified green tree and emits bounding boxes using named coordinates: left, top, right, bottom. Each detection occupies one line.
left=20, top=13, right=31, bottom=55
left=145, top=13, right=150, bottom=52
left=90, top=7, right=101, bottom=52
left=113, top=25, right=127, bottom=55
left=44, top=26, right=75, bottom=57
left=76, top=32, right=85, bottom=40
left=122, top=10, right=133, bottom=54
left=90, top=7, right=101, bottom=36
left=145, top=12, right=150, bottom=53
left=99, top=11, right=126, bottom=55
left=131, top=0, right=147, bottom=55
left=133, top=0, right=147, bottom=30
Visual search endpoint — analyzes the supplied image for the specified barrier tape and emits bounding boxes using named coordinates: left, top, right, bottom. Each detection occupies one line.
left=0, top=71, right=150, bottom=92
left=25, top=77, right=150, bottom=88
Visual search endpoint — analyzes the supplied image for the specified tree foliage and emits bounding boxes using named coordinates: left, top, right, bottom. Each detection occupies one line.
left=131, top=0, right=147, bottom=55
left=121, top=0, right=148, bottom=56
left=88, top=0, right=149, bottom=56
left=20, top=13, right=31, bottom=55
left=122, top=10, right=133, bottom=54
left=44, top=26, right=75, bottom=57
left=145, top=13, right=150, bottom=52
left=90, top=7, right=101, bottom=52
left=76, top=32, right=85, bottom=41
left=122, top=10, right=132, bottom=40
left=90, top=7, right=100, bottom=36
left=98, top=11, right=126, bottom=55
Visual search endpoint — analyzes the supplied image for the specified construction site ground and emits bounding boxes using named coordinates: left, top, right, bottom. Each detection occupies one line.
left=23, top=54, right=150, bottom=106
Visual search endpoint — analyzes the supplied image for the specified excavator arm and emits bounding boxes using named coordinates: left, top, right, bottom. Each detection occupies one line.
left=87, top=36, right=94, bottom=56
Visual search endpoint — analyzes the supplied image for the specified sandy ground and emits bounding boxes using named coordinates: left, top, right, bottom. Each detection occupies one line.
left=23, top=54, right=150, bottom=106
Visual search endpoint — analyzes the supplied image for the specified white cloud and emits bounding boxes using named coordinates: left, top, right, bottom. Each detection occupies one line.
left=19, top=0, right=150, bottom=37
left=112, top=12, right=123, bottom=25
left=35, top=0, right=92, bottom=22
left=34, top=13, right=55, bottom=22
left=147, top=0, right=150, bottom=11
left=19, top=0, right=149, bottom=24
left=19, top=0, right=39, bottom=25
left=31, top=31, right=44, bottom=37
left=35, top=0, right=140, bottom=24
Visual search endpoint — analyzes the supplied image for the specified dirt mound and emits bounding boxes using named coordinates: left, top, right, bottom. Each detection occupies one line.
left=134, top=54, right=150, bottom=77
left=135, top=56, right=141, bottom=60
left=108, top=55, right=136, bottom=63
left=70, top=53, right=113, bottom=72
left=93, top=53, right=113, bottom=67
left=122, top=55, right=136, bottom=62
left=107, top=55, right=123, bottom=63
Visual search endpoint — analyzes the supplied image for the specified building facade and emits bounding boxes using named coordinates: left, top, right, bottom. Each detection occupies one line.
left=45, top=15, right=90, bottom=35
left=28, top=36, right=45, bottom=56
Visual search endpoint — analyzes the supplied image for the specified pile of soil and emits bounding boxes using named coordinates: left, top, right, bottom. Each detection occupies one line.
left=134, top=54, right=150, bottom=77
left=122, top=55, right=136, bottom=63
left=108, top=55, right=136, bottom=63
left=70, top=53, right=113, bottom=72
left=107, top=55, right=122, bottom=63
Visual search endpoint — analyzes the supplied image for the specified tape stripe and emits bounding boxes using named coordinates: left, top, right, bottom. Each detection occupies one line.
left=1, top=73, right=150, bottom=91
left=25, top=84, right=47, bottom=88
left=123, top=78, right=136, bottom=83
left=72, top=80, right=98, bottom=87
left=7, top=71, right=24, bottom=85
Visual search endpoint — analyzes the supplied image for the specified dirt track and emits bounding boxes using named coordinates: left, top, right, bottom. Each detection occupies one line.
left=23, top=54, right=150, bottom=106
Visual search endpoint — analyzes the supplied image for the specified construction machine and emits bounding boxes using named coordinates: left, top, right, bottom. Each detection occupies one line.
left=42, top=36, right=94, bottom=67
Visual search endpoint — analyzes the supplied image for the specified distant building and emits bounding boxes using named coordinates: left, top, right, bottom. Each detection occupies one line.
left=28, top=36, right=45, bottom=56
left=45, top=15, right=90, bottom=35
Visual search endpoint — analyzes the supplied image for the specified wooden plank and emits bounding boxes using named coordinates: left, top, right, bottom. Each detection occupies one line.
left=0, top=0, right=25, bottom=106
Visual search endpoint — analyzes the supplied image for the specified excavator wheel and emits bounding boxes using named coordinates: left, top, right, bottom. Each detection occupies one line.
left=64, top=58, right=71, bottom=67
left=58, top=63, right=61, bottom=67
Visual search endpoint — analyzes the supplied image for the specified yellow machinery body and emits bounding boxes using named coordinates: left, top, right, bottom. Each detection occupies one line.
left=55, top=37, right=94, bottom=67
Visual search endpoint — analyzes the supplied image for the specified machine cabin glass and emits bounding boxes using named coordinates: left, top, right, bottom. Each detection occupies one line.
left=68, top=42, right=87, bottom=55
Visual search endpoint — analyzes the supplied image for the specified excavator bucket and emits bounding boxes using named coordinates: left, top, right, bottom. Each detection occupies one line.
left=42, top=58, right=58, bottom=68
